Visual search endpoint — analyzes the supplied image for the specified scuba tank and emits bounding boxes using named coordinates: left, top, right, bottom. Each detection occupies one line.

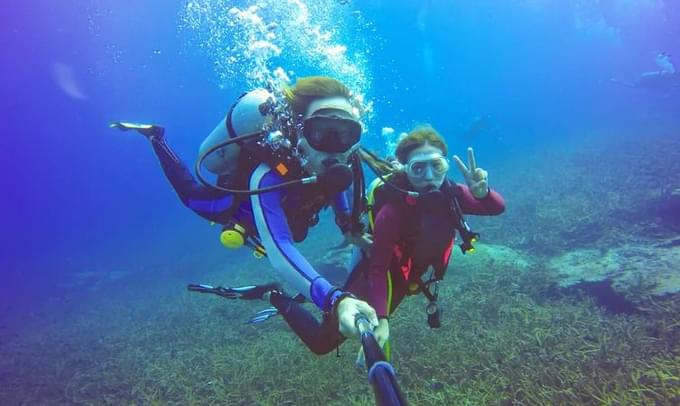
left=194, top=89, right=319, bottom=196
left=197, top=88, right=276, bottom=258
left=198, top=89, right=273, bottom=178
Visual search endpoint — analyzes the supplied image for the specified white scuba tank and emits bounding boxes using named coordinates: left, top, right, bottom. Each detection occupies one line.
left=198, top=88, right=273, bottom=176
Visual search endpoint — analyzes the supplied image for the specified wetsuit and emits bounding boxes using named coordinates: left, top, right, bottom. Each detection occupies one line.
left=270, top=180, right=505, bottom=355
left=364, top=183, right=505, bottom=318
left=151, top=136, right=351, bottom=312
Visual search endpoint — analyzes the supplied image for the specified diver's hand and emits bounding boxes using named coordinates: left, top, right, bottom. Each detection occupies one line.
left=355, top=318, right=389, bottom=369
left=337, top=297, right=379, bottom=338
left=356, top=346, right=367, bottom=370
left=374, top=318, right=390, bottom=348
left=453, top=147, right=489, bottom=199
left=344, top=232, right=374, bottom=251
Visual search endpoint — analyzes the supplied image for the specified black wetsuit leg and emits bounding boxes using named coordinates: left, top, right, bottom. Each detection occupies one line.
left=150, top=137, right=235, bottom=224
left=266, top=253, right=373, bottom=355
left=343, top=250, right=408, bottom=316
left=270, top=291, right=346, bottom=355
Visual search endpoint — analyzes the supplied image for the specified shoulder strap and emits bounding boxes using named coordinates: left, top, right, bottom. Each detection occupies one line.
left=443, top=180, right=480, bottom=254
left=349, top=152, right=366, bottom=234
left=366, top=177, right=384, bottom=232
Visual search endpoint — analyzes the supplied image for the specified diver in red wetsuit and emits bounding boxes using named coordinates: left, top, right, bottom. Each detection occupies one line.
left=346, top=125, right=505, bottom=359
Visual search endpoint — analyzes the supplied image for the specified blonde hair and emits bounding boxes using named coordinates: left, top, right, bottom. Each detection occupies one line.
left=283, top=76, right=352, bottom=117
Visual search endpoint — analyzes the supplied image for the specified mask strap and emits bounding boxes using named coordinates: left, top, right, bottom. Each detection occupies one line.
left=407, top=152, right=446, bottom=165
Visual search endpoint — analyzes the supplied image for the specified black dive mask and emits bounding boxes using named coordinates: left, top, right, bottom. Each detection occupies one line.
left=302, top=116, right=361, bottom=153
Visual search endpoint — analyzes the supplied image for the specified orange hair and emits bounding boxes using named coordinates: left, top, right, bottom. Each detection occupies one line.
left=395, top=125, right=448, bottom=163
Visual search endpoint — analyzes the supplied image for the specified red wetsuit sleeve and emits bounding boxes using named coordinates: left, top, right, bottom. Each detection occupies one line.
left=456, top=184, right=505, bottom=215
left=368, top=203, right=401, bottom=318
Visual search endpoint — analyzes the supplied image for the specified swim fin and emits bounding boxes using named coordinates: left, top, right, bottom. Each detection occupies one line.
left=110, top=121, right=165, bottom=139
left=246, top=307, right=280, bottom=324
left=187, top=282, right=281, bottom=300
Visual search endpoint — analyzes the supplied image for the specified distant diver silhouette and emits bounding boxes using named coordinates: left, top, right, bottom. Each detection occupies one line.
left=462, top=115, right=493, bottom=139
left=610, top=53, right=680, bottom=92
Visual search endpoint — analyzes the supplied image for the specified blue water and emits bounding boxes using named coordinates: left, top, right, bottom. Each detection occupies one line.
left=2, top=0, right=679, bottom=347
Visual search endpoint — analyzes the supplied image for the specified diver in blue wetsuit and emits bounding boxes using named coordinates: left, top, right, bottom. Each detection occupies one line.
left=113, top=76, right=378, bottom=339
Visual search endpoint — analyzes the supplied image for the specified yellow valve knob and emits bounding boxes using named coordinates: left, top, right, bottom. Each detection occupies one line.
left=220, top=228, right=245, bottom=249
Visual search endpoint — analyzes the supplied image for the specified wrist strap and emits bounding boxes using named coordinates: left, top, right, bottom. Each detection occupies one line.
left=328, top=290, right=356, bottom=315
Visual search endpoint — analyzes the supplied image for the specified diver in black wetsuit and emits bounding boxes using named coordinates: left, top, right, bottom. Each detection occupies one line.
left=113, top=76, right=378, bottom=340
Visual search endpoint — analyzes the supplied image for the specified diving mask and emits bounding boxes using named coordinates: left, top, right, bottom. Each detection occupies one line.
left=302, top=115, right=361, bottom=153
left=405, top=152, right=449, bottom=179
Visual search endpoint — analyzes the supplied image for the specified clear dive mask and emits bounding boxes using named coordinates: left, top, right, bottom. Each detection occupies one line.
left=405, top=152, right=450, bottom=179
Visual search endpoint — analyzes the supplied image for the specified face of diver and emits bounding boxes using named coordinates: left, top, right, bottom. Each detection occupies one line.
left=404, top=144, right=450, bottom=192
left=298, top=96, right=361, bottom=176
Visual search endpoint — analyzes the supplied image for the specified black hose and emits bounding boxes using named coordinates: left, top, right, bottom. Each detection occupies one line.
left=350, top=152, right=365, bottom=231
left=194, top=130, right=314, bottom=195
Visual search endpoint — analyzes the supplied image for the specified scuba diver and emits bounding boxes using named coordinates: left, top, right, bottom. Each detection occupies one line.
left=610, top=52, right=680, bottom=92
left=353, top=125, right=505, bottom=360
left=111, top=76, right=378, bottom=339
left=189, top=125, right=505, bottom=360
left=462, top=114, right=493, bottom=140
left=655, top=52, right=676, bottom=75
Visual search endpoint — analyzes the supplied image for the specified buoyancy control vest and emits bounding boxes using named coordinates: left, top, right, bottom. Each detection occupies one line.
left=281, top=153, right=364, bottom=242
left=367, top=176, right=479, bottom=284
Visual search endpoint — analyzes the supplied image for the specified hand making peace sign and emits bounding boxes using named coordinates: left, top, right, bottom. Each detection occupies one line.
left=452, top=147, right=490, bottom=199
